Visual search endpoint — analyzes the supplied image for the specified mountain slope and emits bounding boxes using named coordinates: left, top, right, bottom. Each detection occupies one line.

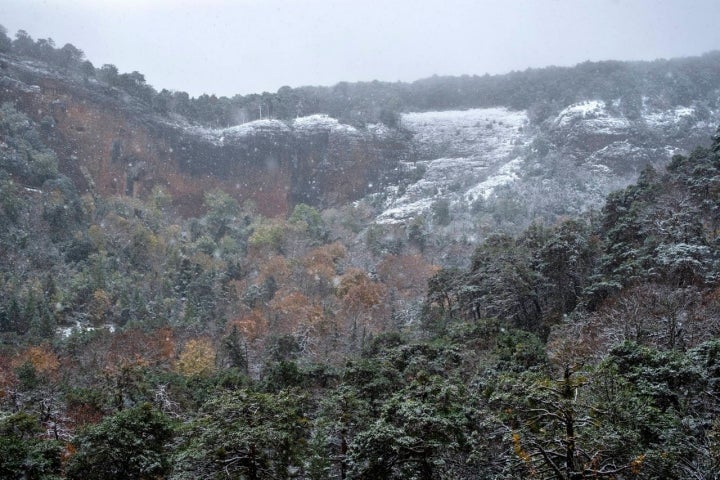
left=0, top=52, right=409, bottom=217
left=371, top=98, right=717, bottom=242
left=3, top=48, right=720, bottom=233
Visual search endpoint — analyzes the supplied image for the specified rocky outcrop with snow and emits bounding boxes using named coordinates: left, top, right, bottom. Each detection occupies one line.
left=373, top=100, right=718, bottom=236
left=377, top=108, right=531, bottom=223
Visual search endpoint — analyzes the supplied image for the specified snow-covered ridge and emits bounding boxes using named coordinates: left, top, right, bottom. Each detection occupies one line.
left=554, top=100, right=630, bottom=133
left=292, top=114, right=359, bottom=135
left=185, top=119, right=290, bottom=146
left=555, top=100, right=606, bottom=124
left=555, top=100, right=701, bottom=134
left=180, top=114, right=362, bottom=146
left=222, top=119, right=291, bottom=138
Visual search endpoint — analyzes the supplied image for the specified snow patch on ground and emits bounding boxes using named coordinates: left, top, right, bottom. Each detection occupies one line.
left=664, top=145, right=683, bottom=157
left=402, top=107, right=527, bottom=159
left=644, top=106, right=695, bottom=128
left=58, top=322, right=116, bottom=338
left=465, top=157, right=524, bottom=201
left=586, top=140, right=639, bottom=164
left=366, top=122, right=391, bottom=137
left=555, top=100, right=606, bottom=124
left=377, top=198, right=436, bottom=223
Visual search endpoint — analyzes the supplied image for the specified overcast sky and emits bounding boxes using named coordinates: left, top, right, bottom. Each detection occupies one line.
left=2, top=0, right=720, bottom=98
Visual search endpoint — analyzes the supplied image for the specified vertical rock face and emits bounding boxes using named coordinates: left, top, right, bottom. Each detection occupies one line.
left=0, top=56, right=409, bottom=217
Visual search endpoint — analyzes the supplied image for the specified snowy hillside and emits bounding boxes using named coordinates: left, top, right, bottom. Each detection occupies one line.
left=378, top=108, right=531, bottom=223
left=372, top=100, right=718, bottom=237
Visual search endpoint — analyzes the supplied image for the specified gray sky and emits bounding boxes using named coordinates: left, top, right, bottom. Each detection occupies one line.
left=2, top=0, right=720, bottom=98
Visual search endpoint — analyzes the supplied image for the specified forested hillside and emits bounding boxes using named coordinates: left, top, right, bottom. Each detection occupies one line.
left=2, top=23, right=720, bottom=479
left=2, top=110, right=720, bottom=478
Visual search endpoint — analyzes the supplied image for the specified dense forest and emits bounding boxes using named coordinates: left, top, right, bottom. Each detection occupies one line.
left=2, top=23, right=720, bottom=479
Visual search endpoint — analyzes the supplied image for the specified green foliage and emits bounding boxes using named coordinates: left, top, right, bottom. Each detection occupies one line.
left=431, top=198, right=451, bottom=226
left=15, top=360, right=41, bottom=390
left=173, top=388, right=309, bottom=480
left=343, top=357, right=404, bottom=413
left=289, top=203, right=328, bottom=242
left=0, top=102, right=59, bottom=186
left=203, top=188, right=239, bottom=241
left=66, top=403, right=173, bottom=480
left=485, top=340, right=720, bottom=479
left=262, top=360, right=305, bottom=391
left=0, top=24, right=11, bottom=52
left=0, top=412, right=63, bottom=480
left=365, top=223, right=402, bottom=256
left=348, top=376, right=472, bottom=480
left=0, top=172, right=23, bottom=222
left=309, top=385, right=371, bottom=479
left=494, top=328, right=547, bottom=371
left=42, top=176, right=82, bottom=237
left=248, top=221, right=285, bottom=252
left=462, top=233, right=547, bottom=333
left=587, top=343, right=708, bottom=478
left=221, top=325, right=248, bottom=371
left=407, top=215, right=428, bottom=252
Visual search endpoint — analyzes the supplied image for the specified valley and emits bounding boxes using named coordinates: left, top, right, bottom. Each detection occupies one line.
left=1, top=29, right=720, bottom=478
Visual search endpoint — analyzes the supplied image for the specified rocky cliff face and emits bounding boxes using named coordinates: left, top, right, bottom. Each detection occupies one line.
left=0, top=54, right=409, bottom=217
left=166, top=115, right=407, bottom=214
left=1, top=52, right=718, bottom=228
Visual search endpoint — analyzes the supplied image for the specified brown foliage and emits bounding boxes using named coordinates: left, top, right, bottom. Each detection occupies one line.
left=548, top=283, right=718, bottom=368
left=377, top=254, right=439, bottom=299
left=66, top=402, right=103, bottom=429
left=269, top=288, right=324, bottom=335
left=103, top=327, right=176, bottom=372
left=228, top=309, right=269, bottom=341
left=0, top=352, right=17, bottom=394
left=257, top=254, right=291, bottom=285
left=58, top=328, right=176, bottom=385
left=302, top=242, right=346, bottom=279
left=336, top=268, right=390, bottom=338
left=337, top=268, right=386, bottom=313
left=300, top=242, right=346, bottom=294
left=13, top=343, right=60, bottom=375
left=89, top=289, right=111, bottom=326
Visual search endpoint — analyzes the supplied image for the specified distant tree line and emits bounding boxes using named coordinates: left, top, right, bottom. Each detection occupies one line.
left=3, top=24, right=720, bottom=129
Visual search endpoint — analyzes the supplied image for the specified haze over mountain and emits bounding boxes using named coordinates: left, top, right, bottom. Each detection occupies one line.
left=3, top=0, right=720, bottom=96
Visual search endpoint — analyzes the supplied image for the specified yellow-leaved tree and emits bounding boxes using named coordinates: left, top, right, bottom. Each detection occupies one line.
left=175, top=338, right=216, bottom=377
